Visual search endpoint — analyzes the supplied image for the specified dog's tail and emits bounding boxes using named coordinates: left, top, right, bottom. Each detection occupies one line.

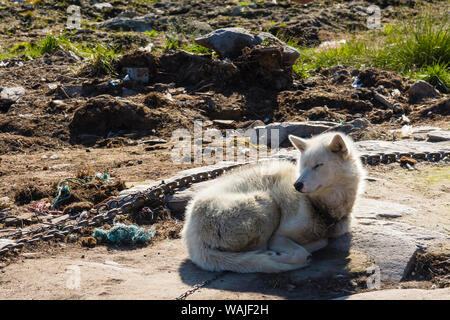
left=186, top=241, right=308, bottom=273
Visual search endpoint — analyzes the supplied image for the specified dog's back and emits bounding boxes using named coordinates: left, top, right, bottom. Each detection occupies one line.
left=182, top=160, right=307, bottom=272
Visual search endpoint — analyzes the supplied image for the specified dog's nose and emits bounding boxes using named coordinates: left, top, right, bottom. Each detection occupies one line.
left=294, top=182, right=304, bottom=192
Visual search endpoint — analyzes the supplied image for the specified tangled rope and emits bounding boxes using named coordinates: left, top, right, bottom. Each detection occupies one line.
left=52, top=173, right=113, bottom=209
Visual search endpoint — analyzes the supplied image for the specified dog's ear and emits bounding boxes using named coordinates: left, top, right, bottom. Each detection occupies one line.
left=329, top=134, right=348, bottom=154
left=288, top=135, right=307, bottom=152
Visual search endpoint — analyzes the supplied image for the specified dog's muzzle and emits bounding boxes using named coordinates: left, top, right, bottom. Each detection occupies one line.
left=294, top=182, right=304, bottom=192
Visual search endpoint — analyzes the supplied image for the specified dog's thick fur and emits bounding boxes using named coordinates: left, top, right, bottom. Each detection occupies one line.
left=182, top=132, right=365, bottom=273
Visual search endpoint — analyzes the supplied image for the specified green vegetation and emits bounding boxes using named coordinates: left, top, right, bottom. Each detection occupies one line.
left=417, top=167, right=450, bottom=185
left=164, top=37, right=180, bottom=50
left=292, top=8, right=449, bottom=92
left=0, top=34, right=120, bottom=75
left=5, top=34, right=62, bottom=59
left=180, top=43, right=211, bottom=54
left=144, top=29, right=159, bottom=37
left=84, top=44, right=120, bottom=76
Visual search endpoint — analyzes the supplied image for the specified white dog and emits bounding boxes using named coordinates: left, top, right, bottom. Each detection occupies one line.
left=182, top=132, right=365, bottom=273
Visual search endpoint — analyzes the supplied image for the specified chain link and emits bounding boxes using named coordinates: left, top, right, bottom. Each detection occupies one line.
left=175, top=272, right=226, bottom=300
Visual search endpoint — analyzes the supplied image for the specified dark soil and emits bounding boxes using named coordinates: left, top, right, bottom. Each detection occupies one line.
left=1, top=46, right=447, bottom=155
left=12, top=173, right=125, bottom=210
left=404, top=245, right=450, bottom=288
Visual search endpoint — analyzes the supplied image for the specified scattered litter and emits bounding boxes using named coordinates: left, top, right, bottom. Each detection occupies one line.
left=49, top=154, right=59, bottom=160
left=48, top=83, right=58, bottom=90
left=399, top=156, right=417, bottom=166
left=401, top=125, right=412, bottom=137
left=123, top=67, right=149, bottom=83
left=0, top=196, right=11, bottom=203
left=52, top=173, right=113, bottom=208
left=143, top=43, right=154, bottom=52
left=108, top=80, right=120, bottom=86
left=401, top=114, right=410, bottom=124
left=67, top=234, right=78, bottom=243
left=93, top=223, right=155, bottom=245
left=95, top=172, right=112, bottom=183
left=28, top=200, right=63, bottom=215
left=318, top=39, right=346, bottom=50
left=22, top=252, right=41, bottom=259
left=164, top=92, right=174, bottom=102
left=0, top=86, right=25, bottom=103
left=399, top=156, right=417, bottom=171
left=93, top=196, right=117, bottom=209
left=391, top=89, right=401, bottom=97
left=81, top=236, right=97, bottom=248
left=132, top=206, right=157, bottom=223
left=77, top=210, right=90, bottom=222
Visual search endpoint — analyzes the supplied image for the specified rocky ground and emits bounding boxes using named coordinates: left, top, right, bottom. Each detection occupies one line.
left=0, top=0, right=449, bottom=300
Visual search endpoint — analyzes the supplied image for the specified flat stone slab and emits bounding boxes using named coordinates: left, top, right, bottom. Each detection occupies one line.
left=353, top=198, right=416, bottom=219
left=330, top=220, right=448, bottom=282
left=354, top=139, right=450, bottom=154
left=428, top=130, right=450, bottom=142
left=251, top=121, right=336, bottom=148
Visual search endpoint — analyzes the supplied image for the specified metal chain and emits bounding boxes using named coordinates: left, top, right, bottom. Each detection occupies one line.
left=175, top=272, right=226, bottom=300
left=0, top=150, right=448, bottom=258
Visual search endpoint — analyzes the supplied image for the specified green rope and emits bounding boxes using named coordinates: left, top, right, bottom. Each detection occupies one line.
left=52, top=178, right=85, bottom=209
left=97, top=173, right=112, bottom=184
left=52, top=174, right=113, bottom=209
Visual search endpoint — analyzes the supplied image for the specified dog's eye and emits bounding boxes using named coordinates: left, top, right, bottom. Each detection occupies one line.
left=313, top=163, right=323, bottom=169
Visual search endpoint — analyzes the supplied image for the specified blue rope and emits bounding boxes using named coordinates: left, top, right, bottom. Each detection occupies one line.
left=93, top=224, right=155, bottom=245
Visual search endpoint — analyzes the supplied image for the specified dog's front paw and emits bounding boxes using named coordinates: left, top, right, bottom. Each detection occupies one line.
left=269, top=250, right=311, bottom=266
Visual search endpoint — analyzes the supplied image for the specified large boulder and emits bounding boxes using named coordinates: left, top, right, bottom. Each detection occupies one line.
left=195, top=28, right=300, bottom=67
left=407, top=80, right=440, bottom=103
left=195, top=27, right=262, bottom=59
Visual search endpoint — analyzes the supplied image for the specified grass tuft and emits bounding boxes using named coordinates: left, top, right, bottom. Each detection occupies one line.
left=292, top=7, right=449, bottom=91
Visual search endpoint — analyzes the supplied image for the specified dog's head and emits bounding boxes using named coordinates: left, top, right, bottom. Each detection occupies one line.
left=288, top=132, right=363, bottom=194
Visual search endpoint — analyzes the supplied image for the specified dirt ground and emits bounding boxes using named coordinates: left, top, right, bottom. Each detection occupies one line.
left=0, top=162, right=448, bottom=299
left=0, top=0, right=449, bottom=300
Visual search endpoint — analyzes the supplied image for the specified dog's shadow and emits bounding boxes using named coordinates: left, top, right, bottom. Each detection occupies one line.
left=178, top=234, right=356, bottom=299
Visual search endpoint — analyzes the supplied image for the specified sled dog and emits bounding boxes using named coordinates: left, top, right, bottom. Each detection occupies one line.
left=182, top=132, right=365, bottom=273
